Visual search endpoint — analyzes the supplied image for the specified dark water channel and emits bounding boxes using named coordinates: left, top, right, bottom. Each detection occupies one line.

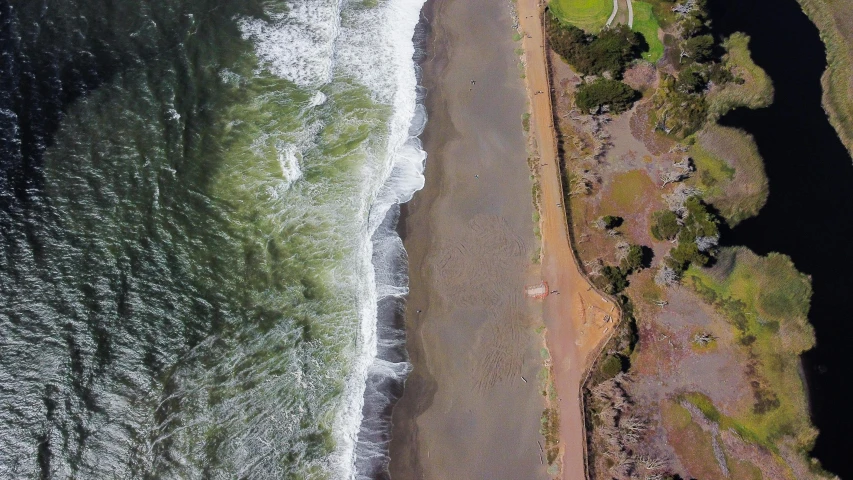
left=708, top=0, right=853, bottom=475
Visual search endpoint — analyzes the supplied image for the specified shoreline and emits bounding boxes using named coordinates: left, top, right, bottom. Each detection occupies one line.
left=352, top=0, right=431, bottom=473
left=706, top=0, right=853, bottom=474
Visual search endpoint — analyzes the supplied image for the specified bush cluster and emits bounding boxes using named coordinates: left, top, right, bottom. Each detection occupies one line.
left=650, top=0, right=737, bottom=137
left=650, top=210, right=679, bottom=240
left=683, top=34, right=715, bottom=62
left=600, top=215, right=623, bottom=229
left=650, top=73, right=708, bottom=138
left=595, top=244, right=649, bottom=294
left=650, top=196, right=720, bottom=273
left=576, top=79, right=639, bottom=114
left=547, top=13, right=647, bottom=77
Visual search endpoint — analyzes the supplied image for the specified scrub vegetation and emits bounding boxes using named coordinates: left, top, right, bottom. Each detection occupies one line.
left=545, top=0, right=835, bottom=477
left=707, top=33, right=774, bottom=119
left=687, top=124, right=768, bottom=226
left=796, top=0, right=853, bottom=160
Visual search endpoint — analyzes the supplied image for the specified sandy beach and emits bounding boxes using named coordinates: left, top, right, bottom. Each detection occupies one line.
left=388, top=0, right=551, bottom=477
left=389, top=0, right=620, bottom=477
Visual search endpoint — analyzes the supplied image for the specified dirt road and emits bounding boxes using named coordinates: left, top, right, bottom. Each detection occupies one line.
left=518, top=1, right=620, bottom=478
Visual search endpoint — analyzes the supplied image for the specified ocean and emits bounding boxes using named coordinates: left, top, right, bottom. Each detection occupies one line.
left=0, top=0, right=426, bottom=477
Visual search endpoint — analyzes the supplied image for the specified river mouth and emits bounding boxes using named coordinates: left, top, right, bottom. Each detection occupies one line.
left=708, top=0, right=853, bottom=475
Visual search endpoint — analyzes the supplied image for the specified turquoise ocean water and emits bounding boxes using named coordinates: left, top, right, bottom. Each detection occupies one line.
left=0, top=0, right=425, bottom=477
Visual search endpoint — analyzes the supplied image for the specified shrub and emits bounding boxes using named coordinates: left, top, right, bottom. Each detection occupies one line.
left=676, top=0, right=709, bottom=37
left=684, top=34, right=715, bottom=63
left=669, top=239, right=708, bottom=270
left=652, top=196, right=720, bottom=273
left=651, top=210, right=680, bottom=240
left=676, top=64, right=708, bottom=94
left=576, top=79, right=639, bottom=114
left=708, top=61, right=734, bottom=85
left=651, top=74, right=708, bottom=138
left=620, top=244, right=645, bottom=273
left=683, top=196, right=720, bottom=239
left=600, top=215, right=623, bottom=229
left=597, top=265, right=629, bottom=294
left=599, top=355, right=623, bottom=379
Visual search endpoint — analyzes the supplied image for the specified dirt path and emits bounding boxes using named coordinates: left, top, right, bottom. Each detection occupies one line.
left=519, top=2, right=620, bottom=479
left=606, top=0, right=634, bottom=28
left=627, top=0, right=634, bottom=28
left=606, top=0, right=619, bottom=26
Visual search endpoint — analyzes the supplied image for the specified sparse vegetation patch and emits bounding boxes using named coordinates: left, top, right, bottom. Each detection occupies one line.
left=687, top=124, right=768, bottom=226
left=684, top=248, right=817, bottom=450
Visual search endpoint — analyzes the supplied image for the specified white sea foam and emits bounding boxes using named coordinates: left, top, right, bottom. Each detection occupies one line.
left=277, top=143, right=303, bottom=184
left=240, top=0, right=427, bottom=477
left=238, top=0, right=342, bottom=87
left=310, top=90, right=328, bottom=107
left=327, top=0, right=428, bottom=478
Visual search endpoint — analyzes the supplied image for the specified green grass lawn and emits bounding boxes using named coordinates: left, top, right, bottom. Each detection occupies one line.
left=551, top=0, right=663, bottom=62
left=550, top=0, right=613, bottom=32
left=632, top=1, right=664, bottom=62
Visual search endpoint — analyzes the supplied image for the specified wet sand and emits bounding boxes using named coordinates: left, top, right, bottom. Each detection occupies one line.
left=388, top=0, right=551, bottom=478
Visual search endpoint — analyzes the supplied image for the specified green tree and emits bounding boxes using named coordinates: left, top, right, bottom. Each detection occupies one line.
left=651, top=210, right=680, bottom=240
left=547, top=14, right=647, bottom=76
left=676, top=64, right=707, bottom=94
left=576, top=79, right=638, bottom=114
left=586, top=25, right=648, bottom=75
left=680, top=0, right=709, bottom=37
left=620, top=244, right=645, bottom=273
left=684, top=34, right=715, bottom=63
left=600, top=215, right=623, bottom=229
left=683, top=196, right=720, bottom=239
left=546, top=19, right=589, bottom=65
left=708, top=62, right=734, bottom=85
left=668, top=240, right=707, bottom=271
left=663, top=197, right=720, bottom=272
left=597, top=265, right=629, bottom=294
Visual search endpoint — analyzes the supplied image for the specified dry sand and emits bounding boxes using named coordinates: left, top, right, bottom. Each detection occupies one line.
left=388, top=0, right=551, bottom=478
left=517, top=1, right=620, bottom=479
